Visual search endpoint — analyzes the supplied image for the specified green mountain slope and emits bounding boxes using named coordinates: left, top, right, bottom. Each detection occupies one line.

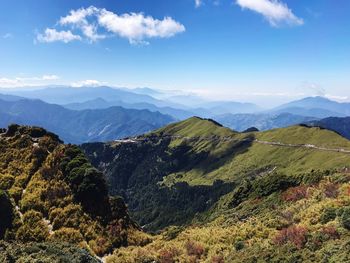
left=80, top=117, right=350, bottom=262
left=82, top=117, right=350, bottom=233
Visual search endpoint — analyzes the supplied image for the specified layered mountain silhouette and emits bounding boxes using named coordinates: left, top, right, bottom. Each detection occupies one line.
left=0, top=98, right=174, bottom=143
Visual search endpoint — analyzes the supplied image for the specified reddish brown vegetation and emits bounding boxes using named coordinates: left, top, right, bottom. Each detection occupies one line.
left=159, top=247, right=180, bottom=263
left=186, top=240, right=205, bottom=259
left=211, top=255, right=225, bottom=263
left=323, top=183, right=339, bottom=198
left=321, top=226, right=340, bottom=240
left=273, top=225, right=308, bottom=249
left=282, top=186, right=308, bottom=202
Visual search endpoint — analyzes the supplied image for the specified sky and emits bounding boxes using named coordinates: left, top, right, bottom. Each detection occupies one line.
left=0, top=0, right=349, bottom=106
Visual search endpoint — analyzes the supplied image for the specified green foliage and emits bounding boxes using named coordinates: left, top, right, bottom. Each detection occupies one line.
left=16, top=210, right=49, bottom=242
left=251, top=173, right=298, bottom=198
left=0, top=125, right=134, bottom=258
left=49, top=227, right=84, bottom=244
left=341, top=207, right=350, bottom=230
left=0, top=174, right=15, bottom=190
left=302, top=170, right=327, bottom=185
left=320, top=207, right=337, bottom=224
left=234, top=241, right=245, bottom=251
left=0, top=241, right=100, bottom=263
left=61, top=146, right=109, bottom=218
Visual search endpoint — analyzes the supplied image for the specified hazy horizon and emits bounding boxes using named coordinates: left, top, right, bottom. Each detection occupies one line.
left=1, top=0, right=349, bottom=107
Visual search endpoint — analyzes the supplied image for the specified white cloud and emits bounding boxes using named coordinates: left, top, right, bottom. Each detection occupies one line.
left=195, top=0, right=202, bottom=8
left=97, top=9, right=185, bottom=44
left=0, top=75, right=60, bottom=88
left=37, top=28, right=82, bottom=43
left=42, top=75, right=60, bottom=80
left=0, top=78, right=21, bottom=87
left=38, top=6, right=185, bottom=44
left=236, top=0, right=303, bottom=27
left=325, top=94, right=349, bottom=101
left=59, top=6, right=105, bottom=42
left=71, top=79, right=105, bottom=88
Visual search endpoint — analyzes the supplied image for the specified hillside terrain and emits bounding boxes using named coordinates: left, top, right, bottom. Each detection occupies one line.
left=0, top=98, right=174, bottom=144
left=2, top=118, right=350, bottom=262
left=81, top=117, right=350, bottom=262
left=0, top=125, right=147, bottom=262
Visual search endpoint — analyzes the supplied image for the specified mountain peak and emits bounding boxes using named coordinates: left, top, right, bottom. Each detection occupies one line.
left=153, top=116, right=235, bottom=138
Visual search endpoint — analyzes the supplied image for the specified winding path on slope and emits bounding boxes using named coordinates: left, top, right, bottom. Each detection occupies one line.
left=116, top=135, right=350, bottom=154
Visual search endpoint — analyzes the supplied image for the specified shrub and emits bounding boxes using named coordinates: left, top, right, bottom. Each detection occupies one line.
left=159, top=247, right=180, bottom=263
left=5, top=124, right=19, bottom=137
left=273, top=225, right=308, bottom=249
left=49, top=227, right=84, bottom=244
left=0, top=174, right=15, bottom=190
left=320, top=207, right=337, bottom=224
left=252, top=173, right=297, bottom=198
left=282, top=185, right=308, bottom=202
left=302, top=170, right=325, bottom=185
left=88, top=236, right=112, bottom=256
left=341, top=207, right=350, bottom=230
left=234, top=240, right=245, bottom=251
left=323, top=183, right=339, bottom=198
left=186, top=240, right=205, bottom=259
left=211, top=255, right=225, bottom=263
left=321, top=226, right=340, bottom=240
left=16, top=210, right=49, bottom=242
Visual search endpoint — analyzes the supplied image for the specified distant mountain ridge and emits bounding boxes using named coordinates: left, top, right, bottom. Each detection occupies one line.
left=64, top=97, right=195, bottom=120
left=306, top=116, right=350, bottom=140
left=0, top=98, right=174, bottom=143
left=270, top=96, right=350, bottom=118
left=214, top=112, right=317, bottom=131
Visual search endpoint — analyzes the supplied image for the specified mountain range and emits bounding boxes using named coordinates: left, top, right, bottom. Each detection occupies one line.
left=0, top=98, right=174, bottom=144
left=1, top=87, right=350, bottom=145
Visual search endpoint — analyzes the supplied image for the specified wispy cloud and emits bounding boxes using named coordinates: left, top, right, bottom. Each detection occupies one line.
left=0, top=75, right=60, bottom=88
left=71, top=79, right=106, bottom=88
left=301, top=81, right=325, bottom=96
left=195, top=0, right=202, bottom=8
left=37, top=28, right=82, bottom=43
left=37, top=6, right=185, bottom=45
left=236, top=0, right=303, bottom=27
left=2, top=33, right=13, bottom=39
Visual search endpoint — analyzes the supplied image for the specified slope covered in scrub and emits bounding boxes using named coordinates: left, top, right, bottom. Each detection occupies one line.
left=0, top=124, right=145, bottom=261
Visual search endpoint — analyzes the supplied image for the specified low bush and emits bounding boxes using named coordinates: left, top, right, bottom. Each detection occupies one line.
left=273, top=225, right=308, bottom=249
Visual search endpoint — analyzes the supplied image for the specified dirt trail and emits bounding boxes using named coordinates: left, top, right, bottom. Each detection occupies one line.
left=117, top=135, right=350, bottom=155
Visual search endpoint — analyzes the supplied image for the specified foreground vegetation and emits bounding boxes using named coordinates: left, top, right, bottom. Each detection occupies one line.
left=0, top=124, right=144, bottom=261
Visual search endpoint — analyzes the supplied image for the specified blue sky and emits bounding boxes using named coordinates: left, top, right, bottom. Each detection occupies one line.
left=0, top=0, right=349, bottom=106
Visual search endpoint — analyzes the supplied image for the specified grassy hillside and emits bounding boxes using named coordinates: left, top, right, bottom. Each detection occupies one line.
left=85, top=117, right=350, bottom=263
left=82, top=117, right=350, bottom=235
left=0, top=124, right=146, bottom=261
